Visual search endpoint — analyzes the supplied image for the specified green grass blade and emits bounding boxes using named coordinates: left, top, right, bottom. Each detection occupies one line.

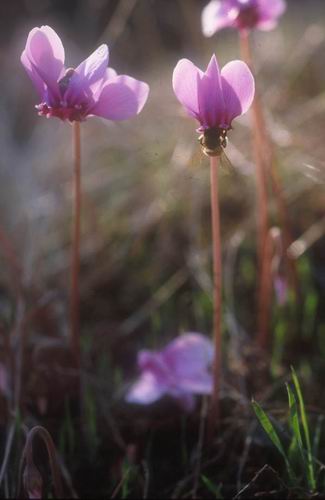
left=252, top=400, right=294, bottom=482
left=286, top=383, right=306, bottom=471
left=201, top=475, right=223, bottom=499
left=291, top=367, right=316, bottom=491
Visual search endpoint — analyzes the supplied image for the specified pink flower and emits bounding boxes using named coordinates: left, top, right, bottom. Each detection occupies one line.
left=202, top=0, right=286, bottom=36
left=21, top=26, right=149, bottom=122
left=274, top=276, right=288, bottom=306
left=126, top=333, right=214, bottom=411
left=172, top=54, right=254, bottom=136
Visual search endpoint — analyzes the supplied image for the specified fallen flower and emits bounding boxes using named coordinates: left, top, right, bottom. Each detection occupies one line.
left=21, top=25, right=149, bottom=122
left=202, top=0, right=286, bottom=36
left=126, top=333, right=214, bottom=411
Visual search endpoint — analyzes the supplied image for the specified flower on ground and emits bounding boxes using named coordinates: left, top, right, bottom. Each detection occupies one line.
left=202, top=0, right=286, bottom=36
left=21, top=26, right=149, bottom=122
left=173, top=54, right=254, bottom=137
left=126, top=333, right=214, bottom=411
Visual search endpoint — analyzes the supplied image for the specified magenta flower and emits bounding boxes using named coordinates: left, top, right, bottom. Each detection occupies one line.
left=172, top=54, right=254, bottom=151
left=21, top=26, right=149, bottom=122
left=202, top=0, right=286, bottom=36
left=126, top=333, right=214, bottom=411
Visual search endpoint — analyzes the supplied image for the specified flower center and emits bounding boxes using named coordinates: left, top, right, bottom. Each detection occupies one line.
left=58, top=67, right=76, bottom=96
left=236, top=3, right=260, bottom=29
left=36, top=101, right=88, bottom=122
left=198, top=127, right=228, bottom=157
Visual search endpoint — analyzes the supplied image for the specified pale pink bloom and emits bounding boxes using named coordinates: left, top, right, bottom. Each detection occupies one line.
left=21, top=26, right=149, bottom=122
left=202, top=0, right=286, bottom=36
left=269, top=227, right=288, bottom=306
left=173, top=54, right=254, bottom=132
left=126, top=333, right=213, bottom=411
left=274, top=275, right=288, bottom=306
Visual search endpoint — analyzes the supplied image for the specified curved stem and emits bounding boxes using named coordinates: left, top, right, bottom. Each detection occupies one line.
left=209, top=155, right=222, bottom=425
left=70, top=121, right=81, bottom=367
left=17, top=426, right=63, bottom=498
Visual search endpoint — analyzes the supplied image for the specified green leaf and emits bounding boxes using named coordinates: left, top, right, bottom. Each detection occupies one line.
left=286, top=383, right=306, bottom=473
left=291, top=368, right=316, bottom=491
left=252, top=400, right=294, bottom=482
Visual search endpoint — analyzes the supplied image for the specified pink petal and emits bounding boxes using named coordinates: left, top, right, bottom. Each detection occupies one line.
left=221, top=60, right=255, bottom=124
left=126, top=371, right=167, bottom=404
left=90, top=67, right=118, bottom=101
left=172, top=59, right=203, bottom=120
left=162, top=333, right=213, bottom=380
left=258, top=0, right=286, bottom=21
left=106, top=67, right=117, bottom=79
left=25, top=26, right=64, bottom=97
left=91, top=75, right=149, bottom=121
left=63, top=45, right=109, bottom=106
left=274, top=276, right=288, bottom=306
left=138, top=351, right=172, bottom=384
left=256, top=19, right=277, bottom=30
left=198, top=54, right=225, bottom=128
left=176, top=373, right=213, bottom=395
left=74, top=44, right=109, bottom=85
left=202, top=0, right=236, bottom=37
left=21, top=50, right=45, bottom=98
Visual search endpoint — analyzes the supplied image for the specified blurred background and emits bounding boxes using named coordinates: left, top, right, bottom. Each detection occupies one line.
left=0, top=0, right=324, bottom=402
left=0, top=0, right=325, bottom=497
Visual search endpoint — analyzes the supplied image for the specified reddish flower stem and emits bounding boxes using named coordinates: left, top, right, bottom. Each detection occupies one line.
left=239, top=31, right=298, bottom=349
left=70, top=121, right=81, bottom=367
left=209, top=155, right=222, bottom=426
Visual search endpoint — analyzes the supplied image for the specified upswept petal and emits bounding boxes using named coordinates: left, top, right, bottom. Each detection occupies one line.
left=25, top=26, right=64, bottom=99
left=126, top=371, right=167, bottom=404
left=91, top=75, right=149, bottom=120
left=256, top=19, right=277, bottom=31
left=64, top=45, right=109, bottom=105
left=221, top=60, right=255, bottom=124
left=21, top=50, right=45, bottom=98
left=90, top=67, right=118, bottom=101
left=162, top=333, right=213, bottom=380
left=106, top=67, right=117, bottom=79
left=202, top=0, right=235, bottom=37
left=74, top=44, right=109, bottom=85
left=257, top=0, right=286, bottom=21
left=198, top=54, right=225, bottom=128
left=172, top=59, right=203, bottom=120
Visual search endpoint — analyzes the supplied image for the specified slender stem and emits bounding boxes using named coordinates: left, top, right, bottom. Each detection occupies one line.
left=70, top=121, right=81, bottom=366
left=209, top=155, right=222, bottom=426
left=240, top=31, right=299, bottom=348
left=239, top=32, right=272, bottom=348
left=240, top=31, right=269, bottom=265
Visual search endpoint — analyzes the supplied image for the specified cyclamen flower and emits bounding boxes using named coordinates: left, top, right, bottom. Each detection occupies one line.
left=126, top=333, right=213, bottom=411
left=21, top=26, right=149, bottom=122
left=202, top=0, right=286, bottom=36
left=172, top=54, right=254, bottom=147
